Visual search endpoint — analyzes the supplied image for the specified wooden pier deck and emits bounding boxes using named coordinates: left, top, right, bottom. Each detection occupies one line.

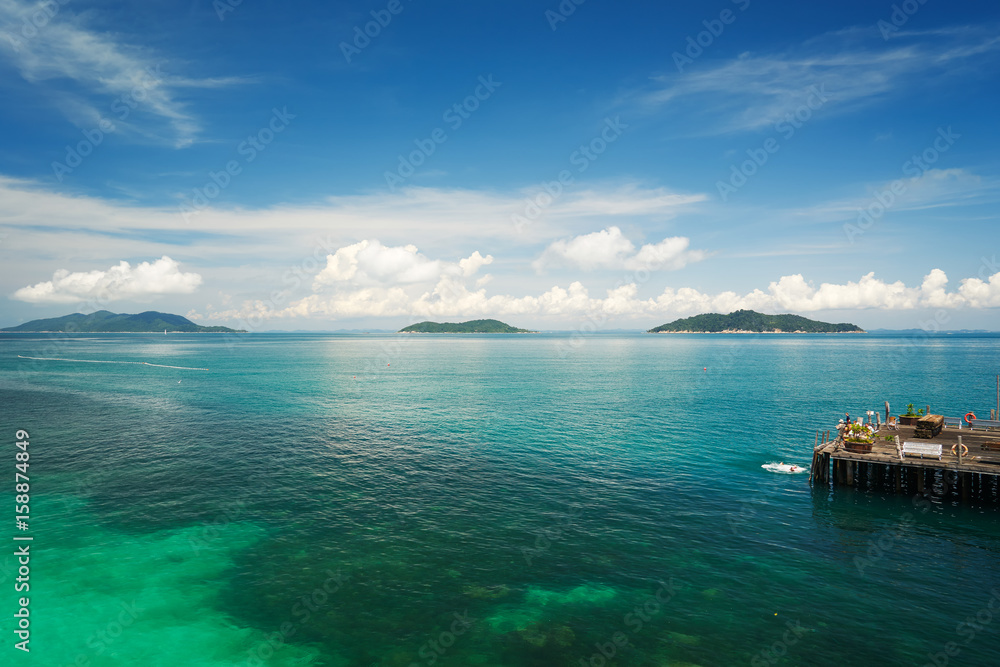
left=811, top=423, right=1000, bottom=501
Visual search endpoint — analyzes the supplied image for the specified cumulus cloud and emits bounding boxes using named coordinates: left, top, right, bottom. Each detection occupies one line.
left=204, top=268, right=1000, bottom=325
left=534, top=227, right=706, bottom=272
left=626, top=236, right=706, bottom=271
left=958, top=271, right=1000, bottom=308
left=312, top=240, right=493, bottom=289
left=12, top=256, right=202, bottom=304
left=534, top=227, right=635, bottom=271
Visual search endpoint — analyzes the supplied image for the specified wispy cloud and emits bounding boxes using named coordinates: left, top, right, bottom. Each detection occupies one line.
left=788, top=168, right=1000, bottom=225
left=636, top=26, right=1000, bottom=134
left=0, top=177, right=706, bottom=253
left=0, top=0, right=250, bottom=147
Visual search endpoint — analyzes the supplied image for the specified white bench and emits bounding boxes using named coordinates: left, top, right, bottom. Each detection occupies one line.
left=902, top=442, right=942, bottom=460
left=968, top=419, right=1000, bottom=431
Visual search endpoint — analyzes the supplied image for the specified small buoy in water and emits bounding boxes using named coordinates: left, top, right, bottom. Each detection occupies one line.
left=703, top=367, right=707, bottom=371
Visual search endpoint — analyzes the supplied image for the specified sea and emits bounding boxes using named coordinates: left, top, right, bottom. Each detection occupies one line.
left=1, top=332, right=999, bottom=667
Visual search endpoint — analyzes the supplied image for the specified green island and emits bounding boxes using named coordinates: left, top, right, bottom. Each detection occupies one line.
left=399, top=319, right=537, bottom=334
left=1, top=310, right=246, bottom=333
left=648, top=309, right=865, bottom=334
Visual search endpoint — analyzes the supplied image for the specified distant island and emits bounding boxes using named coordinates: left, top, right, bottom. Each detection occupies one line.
left=648, top=310, right=865, bottom=334
left=400, top=319, right=537, bottom=334
left=1, top=310, right=245, bottom=333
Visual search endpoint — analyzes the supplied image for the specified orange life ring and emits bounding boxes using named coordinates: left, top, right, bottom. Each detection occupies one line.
left=964, top=412, right=977, bottom=424
left=952, top=443, right=969, bottom=456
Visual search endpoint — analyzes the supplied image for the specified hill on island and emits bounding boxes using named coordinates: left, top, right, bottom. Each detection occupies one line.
left=1, top=311, right=245, bottom=333
left=648, top=310, right=864, bottom=333
left=400, top=319, right=536, bottom=333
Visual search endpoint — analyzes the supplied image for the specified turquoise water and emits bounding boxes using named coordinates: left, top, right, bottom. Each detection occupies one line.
left=2, top=332, right=999, bottom=666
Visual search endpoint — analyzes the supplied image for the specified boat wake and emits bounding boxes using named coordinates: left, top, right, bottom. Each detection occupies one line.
left=17, top=355, right=208, bottom=371
left=762, top=462, right=808, bottom=474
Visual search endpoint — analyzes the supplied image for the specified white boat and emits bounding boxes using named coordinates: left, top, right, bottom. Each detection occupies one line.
left=762, top=462, right=807, bottom=474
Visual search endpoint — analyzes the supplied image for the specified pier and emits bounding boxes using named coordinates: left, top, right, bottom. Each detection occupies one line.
left=810, top=421, right=1000, bottom=502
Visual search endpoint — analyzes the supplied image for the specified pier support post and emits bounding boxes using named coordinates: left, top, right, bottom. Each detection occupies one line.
left=894, top=465, right=901, bottom=493
left=958, top=435, right=963, bottom=464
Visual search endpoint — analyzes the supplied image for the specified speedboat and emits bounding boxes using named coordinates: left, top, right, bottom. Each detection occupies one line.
left=762, top=462, right=807, bottom=474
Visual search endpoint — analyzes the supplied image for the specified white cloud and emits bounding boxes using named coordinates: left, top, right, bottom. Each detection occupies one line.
left=0, top=178, right=704, bottom=256
left=312, top=240, right=493, bottom=289
left=958, top=272, right=1000, bottom=308
left=12, top=256, right=202, bottom=304
left=0, top=1, right=248, bottom=146
left=534, top=227, right=706, bottom=272
left=540, top=185, right=707, bottom=218
left=626, top=236, right=706, bottom=271
left=203, top=268, right=1000, bottom=325
left=535, top=227, right=636, bottom=271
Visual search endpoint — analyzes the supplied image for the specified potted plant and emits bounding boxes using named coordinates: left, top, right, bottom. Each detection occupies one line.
left=898, top=403, right=925, bottom=426
left=844, top=423, right=875, bottom=453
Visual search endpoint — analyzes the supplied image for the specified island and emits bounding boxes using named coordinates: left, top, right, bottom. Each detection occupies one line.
left=1, top=310, right=246, bottom=333
left=399, top=319, right=537, bottom=334
left=647, top=309, right=865, bottom=334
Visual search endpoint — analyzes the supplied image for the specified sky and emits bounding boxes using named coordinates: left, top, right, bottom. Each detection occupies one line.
left=1, top=0, right=999, bottom=331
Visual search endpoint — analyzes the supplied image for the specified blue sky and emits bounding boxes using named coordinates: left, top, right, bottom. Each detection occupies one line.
left=1, top=0, right=999, bottom=330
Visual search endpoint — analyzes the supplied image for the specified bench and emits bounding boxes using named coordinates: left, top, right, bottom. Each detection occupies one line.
left=902, top=441, right=942, bottom=460
left=943, top=417, right=964, bottom=429
left=967, top=419, right=1000, bottom=431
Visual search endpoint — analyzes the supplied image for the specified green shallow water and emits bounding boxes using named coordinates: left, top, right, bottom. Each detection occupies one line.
left=2, top=332, right=999, bottom=666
